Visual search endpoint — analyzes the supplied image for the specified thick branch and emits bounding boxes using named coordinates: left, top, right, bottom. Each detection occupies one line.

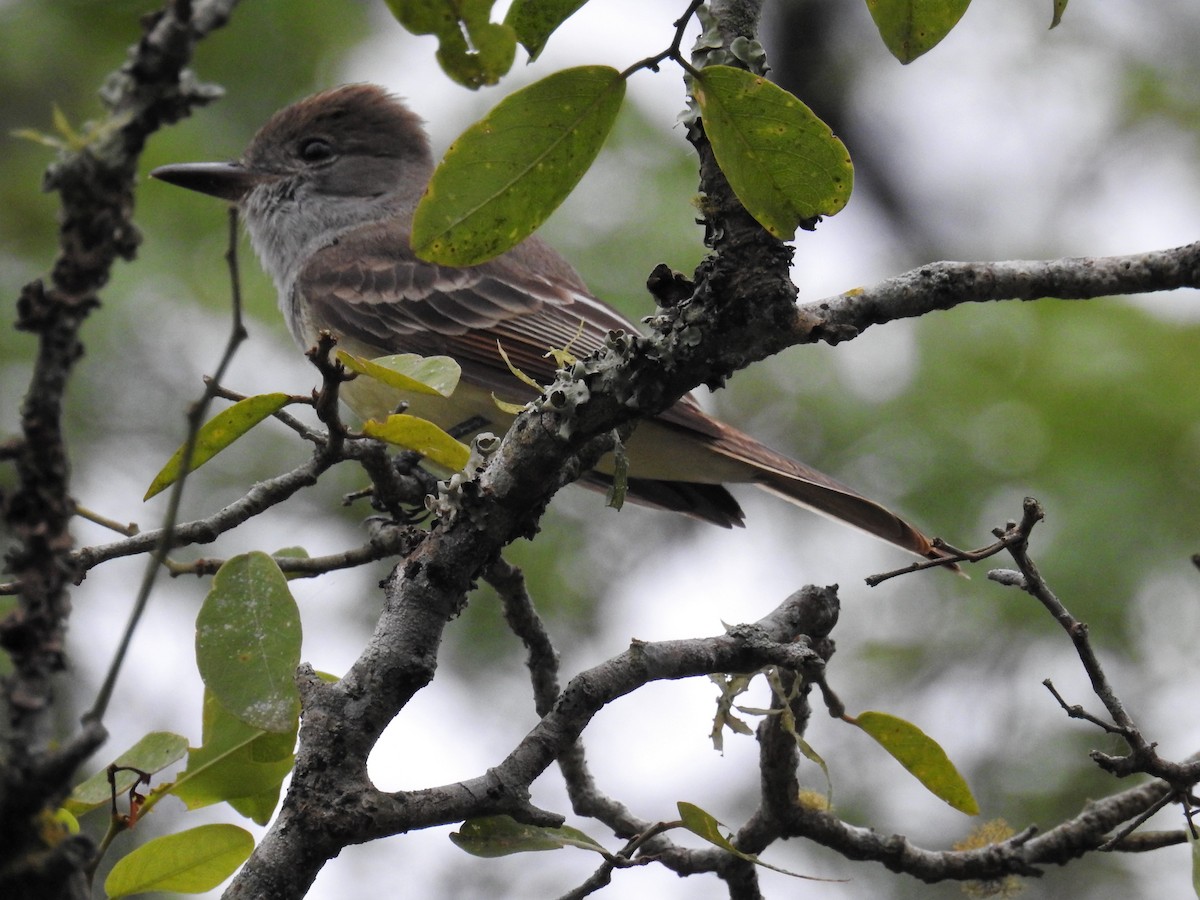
left=0, top=1, right=234, bottom=895
left=224, top=587, right=840, bottom=898
left=800, top=243, right=1200, bottom=344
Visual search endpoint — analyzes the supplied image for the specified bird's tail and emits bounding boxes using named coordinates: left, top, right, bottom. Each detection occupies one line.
left=714, top=429, right=953, bottom=563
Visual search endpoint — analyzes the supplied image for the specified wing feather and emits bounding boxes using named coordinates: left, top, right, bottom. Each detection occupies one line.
left=291, top=218, right=948, bottom=553
left=297, top=220, right=652, bottom=395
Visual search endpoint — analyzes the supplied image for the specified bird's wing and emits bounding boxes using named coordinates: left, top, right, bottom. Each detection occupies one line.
left=296, top=220, right=950, bottom=553
left=298, top=220, right=638, bottom=398
left=298, top=219, right=724, bottom=429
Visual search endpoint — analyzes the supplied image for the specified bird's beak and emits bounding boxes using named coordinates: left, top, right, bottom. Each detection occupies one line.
left=149, top=161, right=264, bottom=203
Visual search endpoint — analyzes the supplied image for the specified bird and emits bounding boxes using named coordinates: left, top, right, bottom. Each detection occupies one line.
left=151, top=83, right=949, bottom=561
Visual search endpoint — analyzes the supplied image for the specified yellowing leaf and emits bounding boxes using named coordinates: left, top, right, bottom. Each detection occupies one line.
left=542, top=317, right=586, bottom=368
left=12, top=128, right=67, bottom=150
left=336, top=351, right=461, bottom=397
left=52, top=103, right=80, bottom=146
left=491, top=394, right=528, bottom=415
left=144, top=393, right=291, bottom=500
left=849, top=711, right=979, bottom=814
left=693, top=66, right=853, bottom=238
left=361, top=415, right=471, bottom=472
left=678, top=802, right=740, bottom=854
left=496, top=340, right=544, bottom=392
left=104, top=824, right=253, bottom=896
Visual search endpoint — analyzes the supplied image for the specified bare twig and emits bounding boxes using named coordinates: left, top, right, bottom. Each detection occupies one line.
left=0, top=1, right=239, bottom=894
left=168, top=527, right=419, bottom=579
left=88, top=207, right=248, bottom=724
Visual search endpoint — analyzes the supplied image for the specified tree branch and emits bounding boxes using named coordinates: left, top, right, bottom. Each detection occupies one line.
left=224, top=586, right=840, bottom=897
left=1, top=1, right=236, bottom=894
left=800, top=243, right=1200, bottom=344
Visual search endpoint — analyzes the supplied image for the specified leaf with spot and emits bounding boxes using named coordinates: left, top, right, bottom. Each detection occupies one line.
left=864, top=0, right=972, bottom=63
left=1050, top=0, right=1068, bottom=28
left=692, top=65, right=853, bottom=238
left=412, top=66, right=626, bottom=265
left=195, top=553, right=301, bottom=734
left=505, top=0, right=589, bottom=60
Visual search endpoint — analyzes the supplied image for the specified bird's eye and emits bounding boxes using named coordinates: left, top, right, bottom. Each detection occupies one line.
left=298, top=138, right=335, bottom=162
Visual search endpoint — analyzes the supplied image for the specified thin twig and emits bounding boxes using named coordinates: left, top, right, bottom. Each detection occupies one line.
left=619, top=0, right=705, bottom=79
left=167, top=528, right=419, bottom=579
left=87, top=207, right=248, bottom=723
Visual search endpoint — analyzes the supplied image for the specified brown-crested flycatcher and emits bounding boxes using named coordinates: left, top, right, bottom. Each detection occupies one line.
left=152, top=84, right=947, bottom=560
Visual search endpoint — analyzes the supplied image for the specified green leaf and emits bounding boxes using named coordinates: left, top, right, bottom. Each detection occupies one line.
left=65, top=732, right=189, bottom=815
left=1050, top=0, right=1068, bottom=28
left=104, top=823, right=253, bottom=897
left=450, top=815, right=607, bottom=857
left=606, top=434, right=628, bottom=511
left=505, top=0, right=588, bottom=60
left=864, top=0, right=972, bottom=63
left=384, top=0, right=516, bottom=88
left=412, top=66, right=626, bottom=265
left=336, top=351, right=461, bottom=398
left=271, top=546, right=309, bottom=580
left=677, top=802, right=844, bottom=881
left=678, top=801, right=739, bottom=854
left=144, top=393, right=291, bottom=500
left=692, top=65, right=853, bottom=238
left=172, top=692, right=295, bottom=825
left=360, top=414, right=471, bottom=471
left=195, top=553, right=302, bottom=734
left=0, top=599, right=11, bottom=679
left=850, top=711, right=979, bottom=814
